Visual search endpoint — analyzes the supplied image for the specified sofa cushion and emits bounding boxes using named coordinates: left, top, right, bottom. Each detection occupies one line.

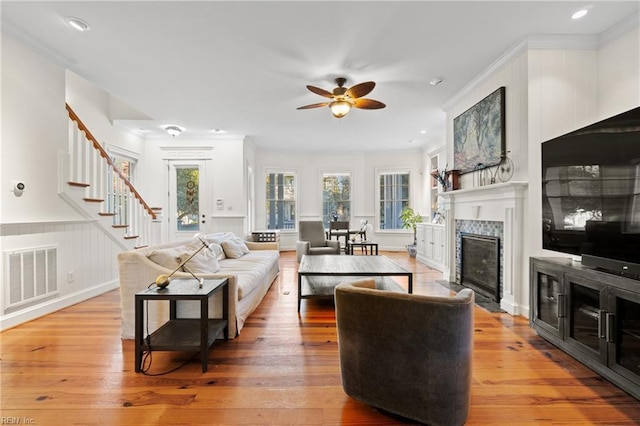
left=146, top=247, right=182, bottom=270
left=221, top=237, right=250, bottom=259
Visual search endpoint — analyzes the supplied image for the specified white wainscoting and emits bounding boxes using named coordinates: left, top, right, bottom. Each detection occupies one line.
left=0, top=220, right=121, bottom=330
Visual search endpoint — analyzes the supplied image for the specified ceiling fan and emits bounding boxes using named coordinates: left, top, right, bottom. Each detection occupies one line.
left=297, top=77, right=386, bottom=119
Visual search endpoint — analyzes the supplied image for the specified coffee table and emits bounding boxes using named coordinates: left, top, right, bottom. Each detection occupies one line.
left=297, top=255, right=413, bottom=311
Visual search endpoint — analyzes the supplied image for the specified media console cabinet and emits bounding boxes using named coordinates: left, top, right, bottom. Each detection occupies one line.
left=530, top=257, right=640, bottom=400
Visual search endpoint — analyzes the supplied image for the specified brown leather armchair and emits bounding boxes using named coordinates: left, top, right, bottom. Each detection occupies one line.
left=335, top=279, right=474, bottom=426
left=295, top=221, right=341, bottom=262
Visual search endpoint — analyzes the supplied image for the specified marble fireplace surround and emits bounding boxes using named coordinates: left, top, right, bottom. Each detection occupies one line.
left=439, top=182, right=528, bottom=315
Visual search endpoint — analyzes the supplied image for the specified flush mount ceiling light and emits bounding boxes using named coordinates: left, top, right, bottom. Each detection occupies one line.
left=64, top=16, right=91, bottom=32
left=163, top=125, right=183, bottom=137
left=572, top=9, right=589, bottom=20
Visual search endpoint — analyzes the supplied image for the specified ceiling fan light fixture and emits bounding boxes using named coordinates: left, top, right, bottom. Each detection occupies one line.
left=329, top=100, right=352, bottom=118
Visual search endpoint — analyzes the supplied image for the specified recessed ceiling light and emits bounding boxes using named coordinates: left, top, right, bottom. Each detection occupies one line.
left=64, top=16, right=91, bottom=32
left=212, top=128, right=226, bottom=134
left=420, top=130, right=427, bottom=134
left=429, top=77, right=444, bottom=86
left=571, top=8, right=589, bottom=20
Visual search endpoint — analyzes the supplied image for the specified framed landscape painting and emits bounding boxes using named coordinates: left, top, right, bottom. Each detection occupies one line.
left=453, top=86, right=505, bottom=174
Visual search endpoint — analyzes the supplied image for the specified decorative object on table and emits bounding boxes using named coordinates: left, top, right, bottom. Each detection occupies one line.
left=359, top=219, right=373, bottom=241
left=399, top=207, right=423, bottom=257
left=432, top=207, right=445, bottom=224
left=453, top=86, right=506, bottom=174
left=154, top=237, right=212, bottom=289
left=332, top=212, right=339, bottom=221
left=430, top=166, right=461, bottom=191
left=297, top=77, right=386, bottom=119
left=430, top=167, right=448, bottom=189
left=488, top=151, right=514, bottom=183
left=447, top=169, right=461, bottom=190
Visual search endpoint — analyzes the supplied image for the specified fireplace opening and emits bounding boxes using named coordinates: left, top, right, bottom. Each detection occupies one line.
left=460, top=233, right=500, bottom=302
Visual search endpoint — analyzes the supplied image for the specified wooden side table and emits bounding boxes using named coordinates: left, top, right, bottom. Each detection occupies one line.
left=135, top=278, right=229, bottom=373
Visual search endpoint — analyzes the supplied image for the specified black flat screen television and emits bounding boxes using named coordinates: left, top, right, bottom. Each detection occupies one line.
left=541, top=106, right=640, bottom=277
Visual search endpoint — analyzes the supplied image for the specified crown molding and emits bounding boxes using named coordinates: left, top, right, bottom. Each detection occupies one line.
left=2, top=19, right=77, bottom=68
left=599, top=12, right=639, bottom=47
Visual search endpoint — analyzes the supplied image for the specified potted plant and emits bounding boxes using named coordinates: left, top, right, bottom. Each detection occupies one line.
left=400, top=207, right=423, bottom=257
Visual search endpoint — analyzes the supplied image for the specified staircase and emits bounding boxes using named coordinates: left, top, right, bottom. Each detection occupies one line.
left=59, top=104, right=160, bottom=250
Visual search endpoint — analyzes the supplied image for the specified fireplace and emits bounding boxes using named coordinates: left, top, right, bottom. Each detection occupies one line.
left=439, top=182, right=527, bottom=316
left=460, top=233, right=500, bottom=302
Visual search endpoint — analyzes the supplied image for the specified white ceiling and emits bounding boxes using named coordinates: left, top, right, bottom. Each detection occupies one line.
left=2, top=1, right=639, bottom=152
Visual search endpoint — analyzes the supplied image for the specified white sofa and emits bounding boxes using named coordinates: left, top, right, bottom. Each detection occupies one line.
left=117, top=234, right=279, bottom=339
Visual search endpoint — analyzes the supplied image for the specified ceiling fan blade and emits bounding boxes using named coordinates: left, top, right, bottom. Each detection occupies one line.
left=345, top=81, right=375, bottom=99
left=353, top=98, right=386, bottom=109
left=306, top=85, right=334, bottom=99
left=297, top=102, right=329, bottom=110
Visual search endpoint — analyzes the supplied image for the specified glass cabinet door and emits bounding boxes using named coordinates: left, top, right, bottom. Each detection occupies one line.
left=565, top=274, right=607, bottom=363
left=531, top=261, right=565, bottom=339
left=608, top=287, right=640, bottom=383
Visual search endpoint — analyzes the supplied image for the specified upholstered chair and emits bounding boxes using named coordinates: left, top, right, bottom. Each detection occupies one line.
left=296, top=220, right=341, bottom=262
left=334, top=279, right=474, bottom=426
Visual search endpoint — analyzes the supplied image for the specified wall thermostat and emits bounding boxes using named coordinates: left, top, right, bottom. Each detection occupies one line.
left=11, top=180, right=25, bottom=197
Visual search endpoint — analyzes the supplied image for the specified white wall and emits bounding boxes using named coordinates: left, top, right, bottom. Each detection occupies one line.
left=1, top=35, right=123, bottom=330
left=254, top=149, right=424, bottom=251
left=137, top=137, right=248, bottom=240
left=65, top=71, right=145, bottom=158
left=527, top=26, right=640, bottom=264
left=1, top=36, right=76, bottom=223
left=598, top=27, right=640, bottom=118
left=441, top=17, right=638, bottom=318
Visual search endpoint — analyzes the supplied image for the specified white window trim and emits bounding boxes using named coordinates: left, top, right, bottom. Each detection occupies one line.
left=375, top=168, right=414, bottom=233
left=264, top=168, right=298, bottom=233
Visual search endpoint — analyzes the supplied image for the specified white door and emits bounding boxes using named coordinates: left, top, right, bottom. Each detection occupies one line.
left=168, top=160, right=210, bottom=241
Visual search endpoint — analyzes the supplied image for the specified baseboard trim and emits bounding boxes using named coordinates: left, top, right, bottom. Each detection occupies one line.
left=0, top=280, right=119, bottom=331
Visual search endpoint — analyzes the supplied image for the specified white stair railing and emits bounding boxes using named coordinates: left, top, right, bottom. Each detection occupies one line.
left=66, top=104, right=158, bottom=247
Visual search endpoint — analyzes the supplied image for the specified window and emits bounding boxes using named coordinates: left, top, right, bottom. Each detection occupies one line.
left=379, top=172, right=410, bottom=230
left=175, top=166, right=200, bottom=232
left=322, top=172, right=351, bottom=223
left=266, top=171, right=296, bottom=230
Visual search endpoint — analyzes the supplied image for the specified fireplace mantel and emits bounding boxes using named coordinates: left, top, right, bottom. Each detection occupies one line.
left=439, top=181, right=528, bottom=316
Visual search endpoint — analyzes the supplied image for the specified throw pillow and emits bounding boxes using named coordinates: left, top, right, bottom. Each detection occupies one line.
left=186, top=239, right=226, bottom=261
left=209, top=242, right=226, bottom=261
left=146, top=247, right=183, bottom=270
left=221, top=237, right=250, bottom=259
left=205, top=232, right=236, bottom=245
left=178, top=249, right=220, bottom=274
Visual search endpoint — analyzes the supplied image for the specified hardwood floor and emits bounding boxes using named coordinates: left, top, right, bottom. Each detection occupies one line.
left=2, top=251, right=639, bottom=425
